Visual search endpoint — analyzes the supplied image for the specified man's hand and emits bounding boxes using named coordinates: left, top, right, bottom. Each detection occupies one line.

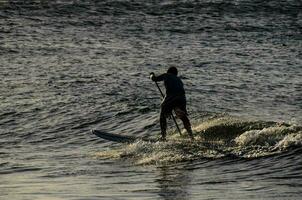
left=149, top=72, right=155, bottom=81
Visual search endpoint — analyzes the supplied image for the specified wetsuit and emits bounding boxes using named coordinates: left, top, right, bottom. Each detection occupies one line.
left=151, top=73, right=193, bottom=140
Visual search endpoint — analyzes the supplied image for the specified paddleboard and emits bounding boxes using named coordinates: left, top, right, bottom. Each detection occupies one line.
left=91, top=129, right=158, bottom=143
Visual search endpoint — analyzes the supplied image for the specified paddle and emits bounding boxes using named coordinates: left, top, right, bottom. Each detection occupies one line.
left=152, top=76, right=182, bottom=136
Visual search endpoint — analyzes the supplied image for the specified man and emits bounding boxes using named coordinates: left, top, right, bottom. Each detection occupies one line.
left=150, top=67, right=194, bottom=141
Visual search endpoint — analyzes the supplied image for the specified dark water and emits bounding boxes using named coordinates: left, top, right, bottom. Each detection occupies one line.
left=1, top=0, right=302, bottom=199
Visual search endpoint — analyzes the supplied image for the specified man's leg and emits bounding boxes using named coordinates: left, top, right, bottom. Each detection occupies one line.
left=160, top=99, right=174, bottom=141
left=159, top=110, right=167, bottom=141
left=175, top=107, right=194, bottom=140
left=181, top=115, right=194, bottom=140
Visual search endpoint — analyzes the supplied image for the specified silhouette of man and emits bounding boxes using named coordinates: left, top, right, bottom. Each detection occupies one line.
left=150, top=67, right=194, bottom=141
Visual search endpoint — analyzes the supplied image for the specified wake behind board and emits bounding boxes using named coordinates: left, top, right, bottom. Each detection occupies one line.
left=91, top=129, right=158, bottom=143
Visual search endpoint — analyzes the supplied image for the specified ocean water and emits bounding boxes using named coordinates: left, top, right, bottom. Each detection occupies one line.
left=1, top=0, right=302, bottom=199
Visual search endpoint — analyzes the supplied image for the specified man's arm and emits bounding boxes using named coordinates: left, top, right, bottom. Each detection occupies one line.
left=150, top=73, right=166, bottom=82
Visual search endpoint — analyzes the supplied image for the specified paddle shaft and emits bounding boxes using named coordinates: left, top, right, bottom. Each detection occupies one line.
left=154, top=81, right=182, bottom=136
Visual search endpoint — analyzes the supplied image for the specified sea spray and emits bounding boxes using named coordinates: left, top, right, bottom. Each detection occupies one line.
left=194, top=116, right=280, bottom=140
left=95, top=139, right=226, bottom=165
left=275, top=131, right=302, bottom=150
left=95, top=117, right=302, bottom=164
left=234, top=125, right=302, bottom=146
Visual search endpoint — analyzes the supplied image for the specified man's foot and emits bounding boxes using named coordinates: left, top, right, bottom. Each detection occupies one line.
left=187, top=129, right=194, bottom=141
left=160, top=137, right=167, bottom=142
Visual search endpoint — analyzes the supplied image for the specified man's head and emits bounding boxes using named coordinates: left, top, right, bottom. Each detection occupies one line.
left=167, top=67, right=178, bottom=75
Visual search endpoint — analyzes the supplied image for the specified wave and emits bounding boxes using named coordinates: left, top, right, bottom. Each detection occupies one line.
left=2, top=0, right=301, bottom=16
left=95, top=116, right=302, bottom=165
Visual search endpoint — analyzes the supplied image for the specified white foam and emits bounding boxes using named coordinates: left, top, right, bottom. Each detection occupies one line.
left=235, top=126, right=301, bottom=147
left=94, top=121, right=302, bottom=165
left=275, top=131, right=302, bottom=150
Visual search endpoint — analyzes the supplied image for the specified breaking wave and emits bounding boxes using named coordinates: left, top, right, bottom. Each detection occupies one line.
left=95, top=116, right=302, bottom=165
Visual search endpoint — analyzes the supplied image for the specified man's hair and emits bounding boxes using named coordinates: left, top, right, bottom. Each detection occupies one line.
left=167, top=67, right=178, bottom=75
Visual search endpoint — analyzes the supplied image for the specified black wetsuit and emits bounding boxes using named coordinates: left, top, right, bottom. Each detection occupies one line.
left=151, top=73, right=187, bottom=115
left=151, top=73, right=193, bottom=140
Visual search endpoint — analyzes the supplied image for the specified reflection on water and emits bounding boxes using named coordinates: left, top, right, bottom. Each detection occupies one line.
left=157, top=165, right=191, bottom=200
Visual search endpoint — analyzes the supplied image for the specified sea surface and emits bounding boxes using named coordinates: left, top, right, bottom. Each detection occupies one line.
left=1, top=0, right=302, bottom=199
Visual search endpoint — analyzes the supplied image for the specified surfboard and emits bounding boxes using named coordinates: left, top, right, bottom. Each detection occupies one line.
left=91, top=129, right=158, bottom=143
